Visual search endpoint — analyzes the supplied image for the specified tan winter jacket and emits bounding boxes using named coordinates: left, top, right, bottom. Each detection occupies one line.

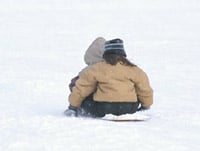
left=69, top=61, right=153, bottom=108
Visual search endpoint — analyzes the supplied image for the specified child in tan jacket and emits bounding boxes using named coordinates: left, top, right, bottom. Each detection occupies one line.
left=65, top=38, right=153, bottom=117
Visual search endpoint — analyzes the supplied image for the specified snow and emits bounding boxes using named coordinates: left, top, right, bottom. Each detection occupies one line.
left=0, top=0, right=200, bottom=150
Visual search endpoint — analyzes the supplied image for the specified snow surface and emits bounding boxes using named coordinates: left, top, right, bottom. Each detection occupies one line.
left=0, top=0, right=200, bottom=150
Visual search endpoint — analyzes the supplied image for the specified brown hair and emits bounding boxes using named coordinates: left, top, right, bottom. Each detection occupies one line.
left=103, top=54, right=137, bottom=67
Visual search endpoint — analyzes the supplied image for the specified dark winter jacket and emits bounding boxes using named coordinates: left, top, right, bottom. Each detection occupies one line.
left=69, top=37, right=106, bottom=92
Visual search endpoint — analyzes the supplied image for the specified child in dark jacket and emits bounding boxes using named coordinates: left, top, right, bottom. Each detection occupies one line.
left=68, top=37, right=106, bottom=92
left=65, top=37, right=106, bottom=116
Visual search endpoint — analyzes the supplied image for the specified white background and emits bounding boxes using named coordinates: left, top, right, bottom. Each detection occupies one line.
left=0, top=0, right=200, bottom=150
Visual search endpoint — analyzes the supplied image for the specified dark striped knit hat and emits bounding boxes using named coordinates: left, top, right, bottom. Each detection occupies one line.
left=103, top=38, right=126, bottom=57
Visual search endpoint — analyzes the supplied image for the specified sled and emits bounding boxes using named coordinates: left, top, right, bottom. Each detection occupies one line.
left=102, top=113, right=151, bottom=122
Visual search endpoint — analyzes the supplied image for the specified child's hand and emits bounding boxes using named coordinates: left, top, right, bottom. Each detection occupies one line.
left=64, top=105, right=79, bottom=117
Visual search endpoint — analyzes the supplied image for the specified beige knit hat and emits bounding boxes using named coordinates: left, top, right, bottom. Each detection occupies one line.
left=84, top=37, right=106, bottom=65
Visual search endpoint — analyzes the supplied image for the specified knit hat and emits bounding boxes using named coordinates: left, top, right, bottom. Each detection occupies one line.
left=84, top=37, right=106, bottom=65
left=103, top=38, right=126, bottom=57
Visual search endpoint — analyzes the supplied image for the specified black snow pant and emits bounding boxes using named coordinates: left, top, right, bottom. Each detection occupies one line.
left=81, top=94, right=139, bottom=117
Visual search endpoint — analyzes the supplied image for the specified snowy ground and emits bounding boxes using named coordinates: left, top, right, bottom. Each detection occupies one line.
left=0, top=0, right=200, bottom=150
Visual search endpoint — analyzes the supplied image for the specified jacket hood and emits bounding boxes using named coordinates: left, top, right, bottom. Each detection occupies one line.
left=84, top=37, right=106, bottom=65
